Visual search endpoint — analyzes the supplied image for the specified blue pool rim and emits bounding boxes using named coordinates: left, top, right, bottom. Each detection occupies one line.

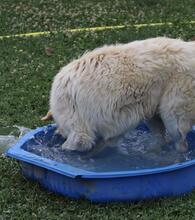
left=6, top=124, right=195, bottom=179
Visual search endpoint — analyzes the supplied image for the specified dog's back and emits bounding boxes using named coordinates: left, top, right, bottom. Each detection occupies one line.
left=50, top=37, right=195, bottom=152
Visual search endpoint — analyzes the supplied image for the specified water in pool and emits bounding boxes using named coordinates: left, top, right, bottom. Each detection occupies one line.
left=22, top=124, right=195, bottom=172
left=0, top=125, right=31, bottom=155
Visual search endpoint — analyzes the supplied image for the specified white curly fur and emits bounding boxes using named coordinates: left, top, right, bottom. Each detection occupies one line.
left=49, top=37, right=195, bottom=152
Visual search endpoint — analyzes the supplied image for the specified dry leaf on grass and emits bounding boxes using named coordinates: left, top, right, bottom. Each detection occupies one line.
left=44, top=46, right=54, bottom=56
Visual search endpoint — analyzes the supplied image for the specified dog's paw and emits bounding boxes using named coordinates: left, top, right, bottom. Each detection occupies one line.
left=61, top=141, right=79, bottom=151
left=62, top=140, right=93, bottom=152
left=61, top=132, right=94, bottom=152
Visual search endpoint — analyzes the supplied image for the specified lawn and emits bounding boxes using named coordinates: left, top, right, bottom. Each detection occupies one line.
left=1, top=0, right=195, bottom=219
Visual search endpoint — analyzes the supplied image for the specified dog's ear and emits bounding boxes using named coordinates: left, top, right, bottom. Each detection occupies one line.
left=41, top=111, right=53, bottom=121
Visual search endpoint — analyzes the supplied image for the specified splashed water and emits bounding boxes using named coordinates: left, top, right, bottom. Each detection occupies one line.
left=22, top=125, right=195, bottom=172
left=0, top=126, right=31, bottom=155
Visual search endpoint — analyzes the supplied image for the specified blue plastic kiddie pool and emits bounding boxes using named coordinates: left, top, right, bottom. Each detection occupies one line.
left=6, top=123, right=195, bottom=202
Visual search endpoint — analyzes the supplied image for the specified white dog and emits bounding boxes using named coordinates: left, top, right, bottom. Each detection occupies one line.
left=43, top=37, right=195, bottom=152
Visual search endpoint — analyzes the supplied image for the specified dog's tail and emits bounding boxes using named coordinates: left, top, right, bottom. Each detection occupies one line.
left=41, top=110, right=53, bottom=121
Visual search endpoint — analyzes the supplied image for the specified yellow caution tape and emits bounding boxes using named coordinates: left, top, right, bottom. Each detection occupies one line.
left=0, top=21, right=195, bottom=40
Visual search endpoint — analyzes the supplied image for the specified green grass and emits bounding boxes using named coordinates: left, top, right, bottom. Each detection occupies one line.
left=1, top=0, right=195, bottom=219
left=1, top=0, right=195, bottom=36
